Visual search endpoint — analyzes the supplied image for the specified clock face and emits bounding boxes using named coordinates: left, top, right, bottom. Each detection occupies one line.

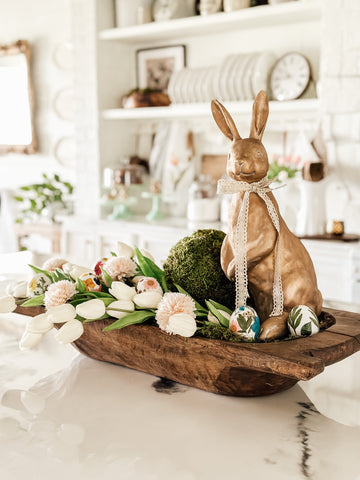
left=270, top=53, right=311, bottom=101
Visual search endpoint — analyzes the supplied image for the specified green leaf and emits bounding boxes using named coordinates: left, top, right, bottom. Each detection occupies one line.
left=28, top=264, right=54, bottom=281
left=310, top=314, right=319, bottom=327
left=205, top=300, right=229, bottom=328
left=175, top=284, right=207, bottom=313
left=21, top=294, right=45, bottom=307
left=206, top=299, right=232, bottom=316
left=301, top=322, right=312, bottom=336
left=13, top=196, right=24, bottom=202
left=101, top=267, right=113, bottom=288
left=103, top=310, right=155, bottom=332
left=134, top=247, right=168, bottom=292
left=76, top=278, right=87, bottom=293
left=110, top=251, right=117, bottom=257
left=237, top=313, right=248, bottom=331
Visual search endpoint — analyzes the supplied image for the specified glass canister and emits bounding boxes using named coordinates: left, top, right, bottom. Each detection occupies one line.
left=187, top=174, right=220, bottom=222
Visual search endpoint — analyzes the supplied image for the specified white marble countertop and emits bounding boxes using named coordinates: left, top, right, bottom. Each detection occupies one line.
left=1, top=312, right=360, bottom=480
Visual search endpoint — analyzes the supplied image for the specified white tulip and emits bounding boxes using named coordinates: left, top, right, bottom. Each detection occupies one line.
left=46, top=304, right=77, bottom=324
left=69, top=265, right=93, bottom=280
left=0, top=296, right=16, bottom=314
left=26, top=313, right=53, bottom=334
left=207, top=312, right=220, bottom=325
left=62, top=262, right=74, bottom=274
left=133, top=291, right=162, bottom=309
left=107, top=300, right=134, bottom=319
left=167, top=313, right=197, bottom=337
left=115, top=241, right=135, bottom=259
left=140, top=248, right=155, bottom=263
left=76, top=299, right=105, bottom=319
left=207, top=310, right=231, bottom=325
left=55, top=319, right=84, bottom=344
left=6, top=281, right=17, bottom=296
left=19, top=331, right=43, bottom=350
left=12, top=281, right=29, bottom=298
left=109, top=282, right=136, bottom=301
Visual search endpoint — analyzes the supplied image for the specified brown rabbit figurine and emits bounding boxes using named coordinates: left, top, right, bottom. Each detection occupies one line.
left=212, top=90, right=322, bottom=341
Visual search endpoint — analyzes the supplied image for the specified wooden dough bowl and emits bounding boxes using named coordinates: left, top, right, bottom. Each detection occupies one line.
left=16, top=306, right=360, bottom=397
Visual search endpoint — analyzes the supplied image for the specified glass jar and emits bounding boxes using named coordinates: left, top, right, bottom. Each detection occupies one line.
left=187, top=175, right=219, bottom=222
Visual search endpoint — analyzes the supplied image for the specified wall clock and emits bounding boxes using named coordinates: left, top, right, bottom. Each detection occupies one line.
left=270, top=52, right=311, bottom=101
left=152, top=0, right=196, bottom=22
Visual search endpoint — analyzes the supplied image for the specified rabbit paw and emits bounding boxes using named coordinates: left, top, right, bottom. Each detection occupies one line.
left=258, top=313, right=288, bottom=341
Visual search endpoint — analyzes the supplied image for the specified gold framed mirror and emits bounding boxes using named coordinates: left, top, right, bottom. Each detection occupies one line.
left=0, top=40, right=37, bottom=154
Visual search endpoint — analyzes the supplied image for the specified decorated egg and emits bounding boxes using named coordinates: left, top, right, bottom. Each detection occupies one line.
left=94, top=258, right=108, bottom=276
left=287, top=305, right=320, bottom=337
left=79, top=272, right=102, bottom=292
left=28, top=274, right=51, bottom=297
left=229, top=305, right=260, bottom=340
left=136, top=277, right=163, bottom=295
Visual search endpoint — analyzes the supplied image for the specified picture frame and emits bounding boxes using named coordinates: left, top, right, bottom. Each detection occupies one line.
left=136, top=45, right=186, bottom=92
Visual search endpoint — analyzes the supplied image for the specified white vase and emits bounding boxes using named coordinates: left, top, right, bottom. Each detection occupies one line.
left=296, top=179, right=327, bottom=236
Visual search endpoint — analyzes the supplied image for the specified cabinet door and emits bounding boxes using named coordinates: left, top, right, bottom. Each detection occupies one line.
left=138, top=231, right=186, bottom=266
left=99, top=232, right=139, bottom=258
left=63, top=231, right=99, bottom=267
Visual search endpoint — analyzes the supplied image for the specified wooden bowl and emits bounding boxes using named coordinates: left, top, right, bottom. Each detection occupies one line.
left=15, top=306, right=360, bottom=397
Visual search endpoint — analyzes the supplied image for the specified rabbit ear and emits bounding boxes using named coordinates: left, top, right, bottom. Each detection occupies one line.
left=211, top=100, right=241, bottom=141
left=249, top=90, right=269, bottom=141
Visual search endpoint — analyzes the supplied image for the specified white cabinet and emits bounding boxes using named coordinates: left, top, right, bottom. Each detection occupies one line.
left=71, top=0, right=323, bottom=220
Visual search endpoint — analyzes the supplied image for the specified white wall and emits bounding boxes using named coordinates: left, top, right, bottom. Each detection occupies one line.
left=0, top=0, right=75, bottom=189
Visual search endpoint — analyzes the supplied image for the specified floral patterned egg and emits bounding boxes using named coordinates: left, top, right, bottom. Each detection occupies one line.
left=28, top=274, right=51, bottom=297
left=79, top=272, right=102, bottom=292
left=287, top=305, right=320, bottom=337
left=136, top=277, right=163, bottom=295
left=229, top=306, right=260, bottom=341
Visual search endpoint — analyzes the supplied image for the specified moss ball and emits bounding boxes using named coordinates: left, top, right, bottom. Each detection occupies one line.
left=163, top=229, right=235, bottom=309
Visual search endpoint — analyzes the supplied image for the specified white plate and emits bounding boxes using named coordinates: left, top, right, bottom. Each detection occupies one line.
left=219, top=54, right=237, bottom=101
left=232, top=54, right=248, bottom=101
left=174, top=68, right=186, bottom=103
left=204, top=66, right=216, bottom=102
left=212, top=65, right=223, bottom=101
left=53, top=87, right=73, bottom=121
left=251, top=51, right=277, bottom=98
left=226, top=54, right=241, bottom=101
left=242, top=53, right=259, bottom=100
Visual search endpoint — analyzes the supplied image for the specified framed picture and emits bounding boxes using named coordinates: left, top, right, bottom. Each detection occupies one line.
left=136, top=45, right=186, bottom=92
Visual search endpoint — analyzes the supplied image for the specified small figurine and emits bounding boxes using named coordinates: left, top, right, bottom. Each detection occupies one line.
left=212, top=91, right=322, bottom=341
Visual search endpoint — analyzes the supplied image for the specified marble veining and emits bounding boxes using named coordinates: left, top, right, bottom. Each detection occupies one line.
left=296, top=402, right=320, bottom=479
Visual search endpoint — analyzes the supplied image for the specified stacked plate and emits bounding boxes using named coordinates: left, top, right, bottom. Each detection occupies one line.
left=168, top=51, right=276, bottom=104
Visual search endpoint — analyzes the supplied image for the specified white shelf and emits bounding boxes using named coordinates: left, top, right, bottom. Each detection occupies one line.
left=99, top=1, right=321, bottom=44
left=101, top=99, right=320, bottom=130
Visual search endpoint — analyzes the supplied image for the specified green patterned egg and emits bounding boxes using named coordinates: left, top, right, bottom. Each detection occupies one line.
left=27, top=274, right=51, bottom=297
left=287, top=305, right=320, bottom=337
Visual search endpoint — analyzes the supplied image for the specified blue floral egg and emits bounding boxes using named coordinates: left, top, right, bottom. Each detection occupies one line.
left=229, top=306, right=260, bottom=340
left=287, top=305, right=320, bottom=337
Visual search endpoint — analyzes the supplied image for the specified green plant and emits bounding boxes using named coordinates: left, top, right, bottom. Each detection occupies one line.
left=14, top=173, right=74, bottom=223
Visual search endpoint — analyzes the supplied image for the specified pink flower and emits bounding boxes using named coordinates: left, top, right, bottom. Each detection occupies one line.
left=155, top=292, right=196, bottom=333
left=44, top=280, right=77, bottom=309
left=42, top=257, right=68, bottom=271
left=103, top=256, right=137, bottom=281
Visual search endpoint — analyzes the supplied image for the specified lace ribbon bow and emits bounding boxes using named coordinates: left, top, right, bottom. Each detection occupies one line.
left=217, top=176, right=284, bottom=317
